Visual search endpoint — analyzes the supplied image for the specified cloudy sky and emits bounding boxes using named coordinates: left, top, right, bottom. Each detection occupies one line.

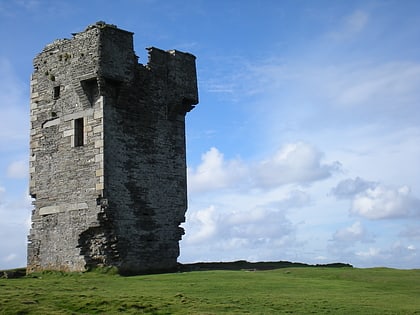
left=1, top=0, right=420, bottom=270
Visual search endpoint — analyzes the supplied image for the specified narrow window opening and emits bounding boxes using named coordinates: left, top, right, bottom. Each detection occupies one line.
left=53, top=86, right=60, bottom=99
left=74, top=118, right=84, bottom=147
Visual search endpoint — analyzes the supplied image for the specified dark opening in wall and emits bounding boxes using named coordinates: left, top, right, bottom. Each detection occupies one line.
left=74, top=118, right=84, bottom=147
left=53, top=86, right=60, bottom=99
left=81, top=78, right=99, bottom=105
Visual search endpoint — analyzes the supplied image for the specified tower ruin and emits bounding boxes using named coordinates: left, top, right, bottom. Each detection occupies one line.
left=28, top=22, right=198, bottom=274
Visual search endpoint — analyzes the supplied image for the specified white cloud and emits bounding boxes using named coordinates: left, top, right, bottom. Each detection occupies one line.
left=181, top=186, right=308, bottom=263
left=244, top=58, right=420, bottom=134
left=250, top=61, right=420, bottom=132
left=327, top=221, right=374, bottom=262
left=225, top=207, right=294, bottom=241
left=351, top=185, right=420, bottom=220
left=183, top=145, right=339, bottom=263
left=254, top=142, right=340, bottom=188
left=327, top=240, right=420, bottom=269
left=7, top=160, right=27, bottom=179
left=355, top=247, right=381, bottom=259
left=269, top=189, right=311, bottom=210
left=183, top=202, right=295, bottom=247
left=332, top=221, right=372, bottom=244
left=188, top=143, right=339, bottom=194
left=183, top=205, right=218, bottom=244
left=333, top=62, right=420, bottom=110
left=187, top=147, right=247, bottom=193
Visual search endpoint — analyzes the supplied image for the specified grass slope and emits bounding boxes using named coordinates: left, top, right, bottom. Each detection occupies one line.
left=1, top=267, right=419, bottom=314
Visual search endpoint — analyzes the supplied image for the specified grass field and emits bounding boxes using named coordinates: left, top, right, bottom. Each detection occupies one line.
left=1, top=267, right=419, bottom=314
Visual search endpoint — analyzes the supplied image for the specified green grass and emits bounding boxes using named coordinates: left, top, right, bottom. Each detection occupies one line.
left=1, top=267, right=419, bottom=314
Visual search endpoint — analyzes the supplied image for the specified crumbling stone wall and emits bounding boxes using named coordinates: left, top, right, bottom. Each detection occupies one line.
left=28, top=22, right=198, bottom=274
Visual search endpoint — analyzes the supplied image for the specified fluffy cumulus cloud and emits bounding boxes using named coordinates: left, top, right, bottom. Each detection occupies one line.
left=187, top=147, right=247, bottom=193
left=254, top=142, right=340, bottom=188
left=351, top=185, right=420, bottom=220
left=184, top=205, right=218, bottom=244
left=327, top=221, right=375, bottom=264
left=184, top=204, right=295, bottom=246
left=331, top=178, right=420, bottom=220
left=188, top=143, right=339, bottom=194
left=325, top=177, right=420, bottom=267
left=181, top=206, right=297, bottom=262
left=183, top=144, right=341, bottom=262
left=225, top=206, right=294, bottom=242
left=181, top=187, right=310, bottom=262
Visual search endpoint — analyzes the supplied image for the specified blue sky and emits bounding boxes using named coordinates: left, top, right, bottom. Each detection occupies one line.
left=1, top=0, right=420, bottom=270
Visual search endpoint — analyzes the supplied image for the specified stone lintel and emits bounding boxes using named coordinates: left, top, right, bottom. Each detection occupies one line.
left=43, top=118, right=60, bottom=128
left=39, top=203, right=89, bottom=216
left=63, top=108, right=94, bottom=122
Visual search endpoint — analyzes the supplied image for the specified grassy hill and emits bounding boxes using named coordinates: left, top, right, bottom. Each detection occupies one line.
left=1, top=265, right=419, bottom=314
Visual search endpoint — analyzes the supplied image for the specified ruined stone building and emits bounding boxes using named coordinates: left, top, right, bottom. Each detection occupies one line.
left=28, top=22, right=198, bottom=274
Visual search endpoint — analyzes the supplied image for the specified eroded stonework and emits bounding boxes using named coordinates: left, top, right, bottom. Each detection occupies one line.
left=28, top=22, right=198, bottom=275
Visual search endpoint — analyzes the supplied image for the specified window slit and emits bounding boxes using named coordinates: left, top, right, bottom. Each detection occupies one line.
left=53, top=86, right=60, bottom=99
left=74, top=118, right=84, bottom=147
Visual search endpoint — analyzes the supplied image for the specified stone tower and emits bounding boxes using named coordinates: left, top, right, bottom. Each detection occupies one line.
left=28, top=22, right=198, bottom=274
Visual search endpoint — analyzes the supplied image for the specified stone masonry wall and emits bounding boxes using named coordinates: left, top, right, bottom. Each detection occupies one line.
left=28, top=22, right=198, bottom=274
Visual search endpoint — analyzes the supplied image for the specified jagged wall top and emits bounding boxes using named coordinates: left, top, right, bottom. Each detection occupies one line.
left=36, top=21, right=198, bottom=107
left=83, top=21, right=121, bottom=32
left=41, top=21, right=131, bottom=53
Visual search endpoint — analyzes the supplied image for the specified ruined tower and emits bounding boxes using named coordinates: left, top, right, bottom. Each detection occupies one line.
left=28, top=22, right=198, bottom=274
